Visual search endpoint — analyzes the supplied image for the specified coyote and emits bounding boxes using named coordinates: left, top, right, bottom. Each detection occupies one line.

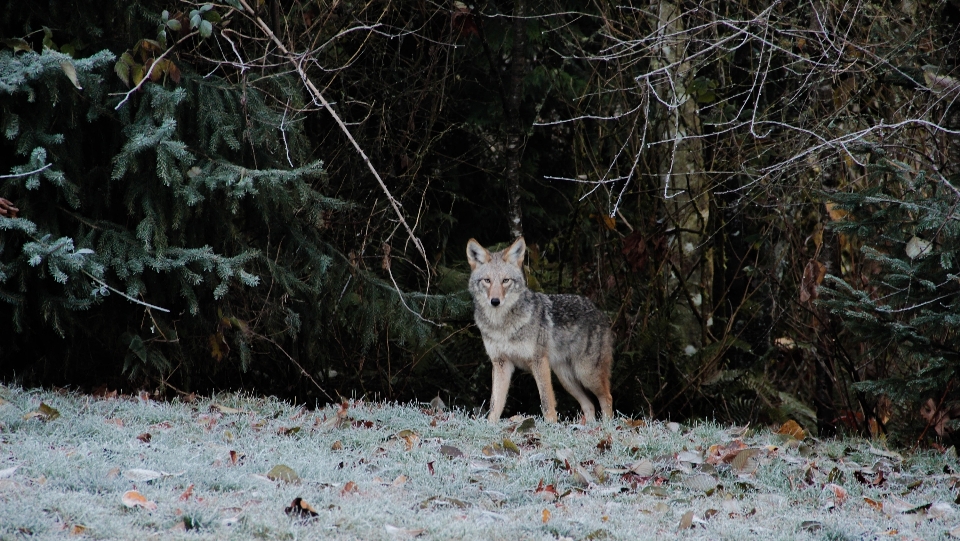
left=466, top=237, right=614, bottom=423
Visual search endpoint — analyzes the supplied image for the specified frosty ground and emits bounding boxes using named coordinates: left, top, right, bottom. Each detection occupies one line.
left=1, top=385, right=958, bottom=540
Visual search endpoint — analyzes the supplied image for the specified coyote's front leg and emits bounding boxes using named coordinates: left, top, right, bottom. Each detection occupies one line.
left=487, top=358, right=515, bottom=423
left=531, top=354, right=558, bottom=423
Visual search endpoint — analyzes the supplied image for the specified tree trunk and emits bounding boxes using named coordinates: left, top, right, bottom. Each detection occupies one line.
left=503, top=0, right=526, bottom=240
left=652, top=2, right=711, bottom=355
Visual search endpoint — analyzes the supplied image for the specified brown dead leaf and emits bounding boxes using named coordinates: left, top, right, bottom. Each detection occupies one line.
left=864, top=497, right=883, bottom=511
left=331, top=440, right=343, bottom=451
left=105, top=418, right=124, bottom=427
left=179, top=484, right=194, bottom=501
left=596, top=433, right=613, bottom=453
left=800, top=259, right=826, bottom=303
left=731, top=448, right=761, bottom=475
left=439, top=445, right=464, bottom=458
left=678, top=510, right=695, bottom=530
left=137, top=432, right=152, bottom=443
left=535, top=479, right=559, bottom=501
left=706, top=440, right=748, bottom=465
left=70, top=524, right=87, bottom=535
left=341, top=481, right=359, bottom=496
left=397, top=429, right=420, bottom=451
left=778, top=420, right=806, bottom=440
left=121, top=490, right=157, bottom=510
left=825, top=483, right=848, bottom=505
left=542, top=508, right=551, bottom=523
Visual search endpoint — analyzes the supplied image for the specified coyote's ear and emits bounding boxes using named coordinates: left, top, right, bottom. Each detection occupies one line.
left=502, top=237, right=526, bottom=268
left=466, top=238, right=491, bottom=270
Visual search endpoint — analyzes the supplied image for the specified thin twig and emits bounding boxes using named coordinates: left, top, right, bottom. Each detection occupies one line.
left=234, top=0, right=431, bottom=278
left=83, top=270, right=171, bottom=313
left=0, top=163, right=52, bottom=179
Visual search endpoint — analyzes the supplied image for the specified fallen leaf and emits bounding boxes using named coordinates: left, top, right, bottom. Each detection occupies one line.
left=677, top=450, right=703, bottom=464
left=331, top=440, right=343, bottom=451
left=266, top=464, right=300, bottom=483
left=682, top=473, right=718, bottom=493
left=731, top=448, right=761, bottom=475
left=341, top=481, right=359, bottom=495
left=596, top=434, right=613, bottom=453
left=777, top=420, right=806, bottom=440
left=501, top=438, right=520, bottom=455
left=440, top=445, right=464, bottom=458
left=427, top=461, right=435, bottom=475
left=392, top=474, right=408, bottom=486
left=825, top=483, right=848, bottom=505
left=24, top=402, right=60, bottom=421
left=429, top=395, right=446, bottom=412
left=629, top=459, right=655, bottom=477
left=137, top=432, right=152, bottom=443
left=542, top=508, right=551, bottom=523
left=678, top=510, right=694, bottom=530
left=706, top=440, right=748, bottom=465
left=384, top=524, right=425, bottom=537
left=419, top=495, right=469, bottom=509
left=179, top=484, right=194, bottom=501
left=211, top=403, right=246, bottom=414
left=397, top=429, right=420, bottom=451
left=515, top=418, right=536, bottom=433
left=123, top=469, right=164, bottom=482
left=535, top=479, right=559, bottom=501
left=70, top=524, right=86, bottom=535
left=285, top=497, right=319, bottom=519
left=864, top=497, right=883, bottom=511
left=121, top=490, right=157, bottom=510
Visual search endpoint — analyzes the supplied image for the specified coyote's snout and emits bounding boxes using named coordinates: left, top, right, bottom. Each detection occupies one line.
left=467, top=237, right=614, bottom=423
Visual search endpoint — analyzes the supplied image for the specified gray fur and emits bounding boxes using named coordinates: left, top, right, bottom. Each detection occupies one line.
left=466, top=237, right=614, bottom=423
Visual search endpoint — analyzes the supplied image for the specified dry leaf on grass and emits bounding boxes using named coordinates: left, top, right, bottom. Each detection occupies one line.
left=439, top=445, right=464, bottom=458
left=23, top=402, right=60, bottom=421
left=384, top=524, right=425, bottom=537
left=265, top=464, right=300, bottom=483
left=778, top=420, right=806, bottom=440
left=121, top=490, right=157, bottom=510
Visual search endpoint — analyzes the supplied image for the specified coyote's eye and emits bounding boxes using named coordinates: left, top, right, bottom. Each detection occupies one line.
left=502, top=278, right=510, bottom=285
left=481, top=278, right=491, bottom=285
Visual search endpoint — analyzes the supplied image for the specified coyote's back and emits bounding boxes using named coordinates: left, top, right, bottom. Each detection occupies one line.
left=467, top=237, right=613, bottom=423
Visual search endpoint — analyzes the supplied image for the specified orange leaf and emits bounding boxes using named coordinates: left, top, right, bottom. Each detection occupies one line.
left=121, top=490, right=157, bottom=510
left=542, top=509, right=551, bottom=523
left=179, top=484, right=194, bottom=501
left=778, top=420, right=806, bottom=440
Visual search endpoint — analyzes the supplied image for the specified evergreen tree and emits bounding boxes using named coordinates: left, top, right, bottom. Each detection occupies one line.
left=0, top=1, right=468, bottom=399
left=820, top=149, right=960, bottom=442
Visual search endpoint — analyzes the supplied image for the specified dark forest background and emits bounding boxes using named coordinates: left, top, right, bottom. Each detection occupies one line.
left=2, top=0, right=960, bottom=446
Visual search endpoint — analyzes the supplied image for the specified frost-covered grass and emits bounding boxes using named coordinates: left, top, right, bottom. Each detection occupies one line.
left=1, top=385, right=958, bottom=540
